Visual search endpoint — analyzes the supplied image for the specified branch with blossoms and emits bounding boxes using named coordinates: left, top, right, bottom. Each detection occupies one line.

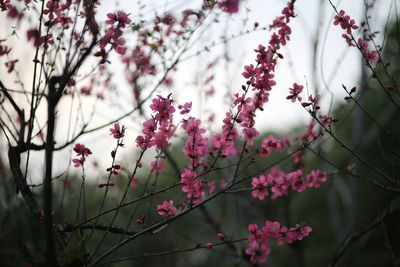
left=329, top=1, right=400, bottom=112
left=61, top=2, right=326, bottom=265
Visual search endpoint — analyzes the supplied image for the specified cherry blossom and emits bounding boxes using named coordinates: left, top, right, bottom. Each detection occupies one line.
left=251, top=167, right=328, bottom=200
left=259, top=135, right=290, bottom=158
left=109, top=123, right=125, bottom=139
left=106, top=11, right=132, bottom=28
left=245, top=221, right=312, bottom=264
left=180, top=168, right=203, bottom=201
left=333, top=10, right=358, bottom=34
left=358, top=38, right=379, bottom=63
left=178, top=102, right=192, bottom=115
left=72, top=143, right=92, bottom=168
left=218, top=0, right=240, bottom=14
left=182, top=117, right=208, bottom=168
left=251, top=175, right=268, bottom=200
left=156, top=200, right=177, bottom=216
left=286, top=83, right=304, bottom=103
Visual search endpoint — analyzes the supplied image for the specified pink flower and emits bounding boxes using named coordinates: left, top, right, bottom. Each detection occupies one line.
left=178, top=102, right=192, bottom=115
left=106, top=11, right=131, bottom=28
left=342, top=33, right=355, bottom=47
left=357, top=38, right=379, bottom=63
left=233, top=93, right=251, bottom=111
left=333, top=10, right=358, bottom=34
left=72, top=143, right=92, bottom=168
left=42, top=34, right=54, bottom=49
left=0, top=0, right=11, bottom=11
left=287, top=169, right=304, bottom=192
left=5, top=59, right=17, bottom=73
left=80, top=86, right=92, bottom=95
left=242, top=64, right=256, bottom=79
left=286, top=83, right=303, bottom=102
left=72, top=158, right=83, bottom=168
left=7, top=5, right=22, bottom=20
left=73, top=143, right=92, bottom=157
left=280, top=224, right=312, bottom=244
left=305, top=169, right=327, bottom=188
left=156, top=200, right=177, bottom=216
left=142, top=119, right=157, bottom=138
left=243, top=127, right=259, bottom=146
left=150, top=95, right=176, bottom=123
left=333, top=10, right=379, bottom=63
left=110, top=123, right=125, bottom=139
left=245, top=240, right=270, bottom=264
left=182, top=117, right=208, bottom=167
left=259, top=135, right=289, bottom=157
left=263, top=221, right=282, bottom=239
left=218, top=0, right=240, bottom=14
left=135, top=135, right=150, bottom=150
left=180, top=169, right=203, bottom=200
left=246, top=220, right=312, bottom=263
left=251, top=167, right=328, bottom=200
left=251, top=175, right=268, bottom=200
left=27, top=29, right=43, bottom=47
left=135, top=96, right=176, bottom=151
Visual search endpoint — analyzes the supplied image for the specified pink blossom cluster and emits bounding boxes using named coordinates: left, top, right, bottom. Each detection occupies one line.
left=156, top=200, right=177, bottom=216
left=182, top=117, right=208, bottom=168
left=218, top=0, right=240, bottom=14
left=333, top=10, right=358, bottom=35
left=95, top=11, right=131, bottom=63
left=1, top=0, right=27, bottom=20
left=245, top=221, right=312, bottom=264
left=180, top=168, right=203, bottom=203
left=136, top=95, right=176, bottom=151
left=178, top=102, right=192, bottom=115
left=211, top=111, right=239, bottom=157
left=301, top=94, right=321, bottom=111
left=357, top=38, right=379, bottom=63
left=27, top=29, right=54, bottom=49
left=251, top=167, right=327, bottom=200
left=213, top=2, right=296, bottom=154
left=286, top=82, right=304, bottom=103
left=109, top=123, right=125, bottom=139
left=259, top=135, right=290, bottom=158
left=43, top=0, right=73, bottom=28
left=72, top=143, right=92, bottom=168
left=0, top=0, right=12, bottom=12
left=333, top=10, right=378, bottom=63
